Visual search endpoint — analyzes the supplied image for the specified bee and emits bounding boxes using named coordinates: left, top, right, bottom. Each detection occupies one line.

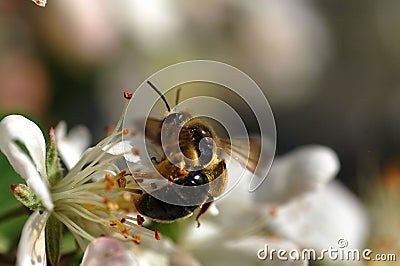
left=133, top=81, right=261, bottom=226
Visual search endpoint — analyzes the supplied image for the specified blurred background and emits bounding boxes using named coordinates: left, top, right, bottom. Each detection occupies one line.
left=0, top=0, right=399, bottom=264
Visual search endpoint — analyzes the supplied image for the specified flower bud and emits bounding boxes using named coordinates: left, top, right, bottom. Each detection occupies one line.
left=11, top=183, right=41, bottom=210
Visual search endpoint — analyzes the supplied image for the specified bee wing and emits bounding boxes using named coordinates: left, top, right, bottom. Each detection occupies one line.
left=217, top=137, right=261, bottom=174
left=218, top=137, right=274, bottom=192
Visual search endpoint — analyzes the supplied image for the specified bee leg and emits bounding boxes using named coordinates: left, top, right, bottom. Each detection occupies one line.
left=151, top=156, right=161, bottom=165
left=196, top=199, right=214, bottom=228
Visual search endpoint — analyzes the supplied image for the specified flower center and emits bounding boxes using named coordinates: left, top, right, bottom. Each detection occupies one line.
left=48, top=92, right=159, bottom=246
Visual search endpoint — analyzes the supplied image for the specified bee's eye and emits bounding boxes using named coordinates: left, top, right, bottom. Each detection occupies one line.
left=187, top=126, right=213, bottom=141
left=175, top=171, right=208, bottom=186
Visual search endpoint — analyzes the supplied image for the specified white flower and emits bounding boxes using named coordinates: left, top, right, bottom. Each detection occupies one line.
left=251, top=146, right=369, bottom=262
left=0, top=115, right=53, bottom=211
left=131, top=145, right=367, bottom=266
left=253, top=145, right=340, bottom=205
left=269, top=181, right=369, bottom=253
left=81, top=237, right=138, bottom=266
left=0, top=92, right=154, bottom=266
left=256, top=146, right=368, bottom=253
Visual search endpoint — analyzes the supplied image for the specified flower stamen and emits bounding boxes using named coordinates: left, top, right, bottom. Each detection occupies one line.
left=45, top=91, right=156, bottom=247
left=155, top=230, right=161, bottom=240
left=123, top=91, right=133, bottom=100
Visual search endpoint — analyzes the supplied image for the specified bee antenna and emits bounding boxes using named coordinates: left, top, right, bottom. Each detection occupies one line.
left=146, top=81, right=171, bottom=112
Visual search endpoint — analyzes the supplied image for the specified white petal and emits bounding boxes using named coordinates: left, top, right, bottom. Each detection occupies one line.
left=190, top=235, right=307, bottom=266
left=203, top=163, right=263, bottom=232
left=170, top=250, right=201, bottom=266
left=180, top=220, right=221, bottom=248
left=132, top=249, right=169, bottom=266
left=0, top=116, right=53, bottom=210
left=270, top=181, right=368, bottom=251
left=208, top=203, right=219, bottom=216
left=103, top=141, right=140, bottom=162
left=253, top=145, right=339, bottom=205
left=186, top=162, right=265, bottom=234
left=103, top=141, right=130, bottom=155
left=80, top=237, right=138, bottom=266
left=16, top=210, right=50, bottom=266
left=129, top=234, right=172, bottom=266
left=32, top=0, right=47, bottom=7
left=0, top=115, right=47, bottom=179
left=55, top=121, right=91, bottom=169
left=224, top=237, right=308, bottom=266
left=8, top=142, right=54, bottom=210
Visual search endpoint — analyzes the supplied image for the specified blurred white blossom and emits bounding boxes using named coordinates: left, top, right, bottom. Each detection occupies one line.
left=54, top=121, right=91, bottom=170
left=238, top=0, right=332, bottom=109
left=118, top=0, right=183, bottom=55
left=128, top=145, right=367, bottom=266
left=81, top=237, right=138, bottom=266
left=39, top=0, right=121, bottom=64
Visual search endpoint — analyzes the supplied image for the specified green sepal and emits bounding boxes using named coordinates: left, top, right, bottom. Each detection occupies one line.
left=11, top=184, right=41, bottom=210
left=147, top=218, right=192, bottom=243
left=46, top=128, right=63, bottom=186
left=45, top=215, right=63, bottom=266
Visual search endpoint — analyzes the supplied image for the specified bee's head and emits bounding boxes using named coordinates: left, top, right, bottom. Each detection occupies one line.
left=147, top=81, right=217, bottom=168
left=179, top=119, right=217, bottom=166
left=183, top=121, right=215, bottom=144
